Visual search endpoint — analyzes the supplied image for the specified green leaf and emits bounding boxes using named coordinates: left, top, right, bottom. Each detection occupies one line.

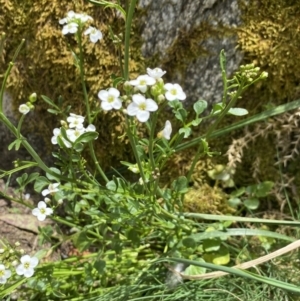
left=203, top=245, right=230, bottom=265
left=112, top=76, right=124, bottom=87
left=74, top=132, right=98, bottom=144
left=168, top=99, right=183, bottom=110
left=15, top=139, right=22, bottom=151
left=183, top=259, right=206, bottom=276
left=179, top=127, right=192, bottom=138
left=182, top=237, right=196, bottom=249
left=172, top=176, right=188, bottom=194
left=94, top=260, right=106, bottom=274
left=8, top=140, right=17, bottom=151
left=47, top=109, right=59, bottom=115
left=244, top=197, right=260, bottom=210
left=255, top=181, right=274, bottom=197
left=27, top=172, right=40, bottom=184
left=228, top=197, right=242, bottom=208
left=203, top=238, right=221, bottom=252
left=230, top=187, right=246, bottom=197
left=46, top=167, right=61, bottom=181
left=34, top=176, right=49, bottom=193
left=228, top=107, right=249, bottom=116
left=127, top=228, right=140, bottom=246
left=72, top=231, right=93, bottom=252
left=193, top=99, right=207, bottom=115
left=73, top=142, right=84, bottom=152
left=106, top=180, right=117, bottom=191
left=16, top=173, right=28, bottom=187
left=191, top=118, right=202, bottom=126
left=212, top=102, right=225, bottom=115
left=175, top=108, right=187, bottom=123
left=41, top=95, right=59, bottom=109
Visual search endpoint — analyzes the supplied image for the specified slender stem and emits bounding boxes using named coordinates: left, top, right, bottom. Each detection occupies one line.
left=77, top=32, right=91, bottom=124
left=186, top=85, right=244, bottom=183
left=123, top=0, right=137, bottom=80
left=126, top=117, right=147, bottom=185
left=77, top=30, right=109, bottom=183
left=148, top=113, right=158, bottom=171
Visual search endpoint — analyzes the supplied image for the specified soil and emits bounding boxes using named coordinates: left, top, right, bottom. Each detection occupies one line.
left=0, top=179, right=68, bottom=261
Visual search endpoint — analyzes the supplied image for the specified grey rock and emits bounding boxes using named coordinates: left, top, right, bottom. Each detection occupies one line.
left=139, top=0, right=244, bottom=106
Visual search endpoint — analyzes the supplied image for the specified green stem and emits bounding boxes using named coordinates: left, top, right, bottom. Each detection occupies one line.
left=148, top=112, right=158, bottom=170
left=186, top=85, right=244, bottom=183
left=123, top=0, right=137, bottom=80
left=77, top=30, right=109, bottom=183
left=126, top=117, right=147, bottom=185
left=0, top=40, right=25, bottom=110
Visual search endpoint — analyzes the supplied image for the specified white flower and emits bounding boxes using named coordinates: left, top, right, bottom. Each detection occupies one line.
left=62, top=22, right=79, bottom=35
left=84, top=26, right=103, bottom=43
left=19, top=104, right=30, bottom=115
left=159, top=120, right=172, bottom=140
left=67, top=113, right=85, bottom=129
left=59, top=10, right=77, bottom=24
left=32, top=201, right=53, bottom=221
left=51, top=128, right=72, bottom=148
left=147, top=67, right=166, bottom=79
left=59, top=11, right=92, bottom=25
left=0, top=265, right=11, bottom=284
left=86, top=124, right=96, bottom=132
left=42, top=183, right=60, bottom=197
left=16, top=255, right=39, bottom=278
left=66, top=128, right=85, bottom=142
left=76, top=13, right=93, bottom=23
left=98, top=88, right=122, bottom=111
left=164, top=83, right=186, bottom=101
left=127, top=94, right=158, bottom=122
left=129, top=75, right=156, bottom=93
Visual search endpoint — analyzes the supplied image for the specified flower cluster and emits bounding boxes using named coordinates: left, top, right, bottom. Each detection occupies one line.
left=18, top=93, right=37, bottom=115
left=51, top=113, right=96, bottom=148
left=0, top=254, right=39, bottom=284
left=98, top=67, right=186, bottom=132
left=59, top=11, right=102, bottom=43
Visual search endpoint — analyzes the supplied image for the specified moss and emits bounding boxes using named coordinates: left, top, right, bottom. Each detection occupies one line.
left=238, top=0, right=300, bottom=102
left=0, top=0, right=144, bottom=169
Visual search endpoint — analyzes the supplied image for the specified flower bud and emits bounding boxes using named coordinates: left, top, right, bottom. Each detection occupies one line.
left=44, top=197, right=51, bottom=204
left=29, top=92, right=37, bottom=103
left=261, top=71, right=268, bottom=79
left=157, top=94, right=165, bottom=102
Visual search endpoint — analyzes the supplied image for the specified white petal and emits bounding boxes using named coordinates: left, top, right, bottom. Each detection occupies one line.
left=145, top=99, right=158, bottom=111
left=101, top=101, right=113, bottom=111
left=164, top=83, right=173, bottom=90
left=30, top=257, right=39, bottom=268
left=165, top=91, right=177, bottom=101
left=112, top=99, right=122, bottom=109
left=127, top=102, right=139, bottom=116
left=16, top=265, right=24, bottom=275
left=108, top=87, right=120, bottom=98
left=136, top=111, right=150, bottom=122
left=137, top=85, right=147, bottom=93
left=23, top=268, right=34, bottom=278
left=20, top=255, right=31, bottom=264
left=37, top=213, right=46, bottom=221
left=38, top=201, right=47, bottom=209
left=132, top=94, right=145, bottom=105
left=98, top=90, right=108, bottom=101
left=42, top=189, right=49, bottom=196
